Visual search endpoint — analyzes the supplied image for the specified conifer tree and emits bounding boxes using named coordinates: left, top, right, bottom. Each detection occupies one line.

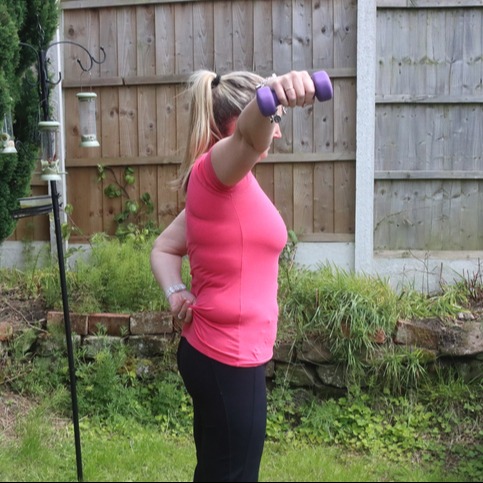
left=0, top=0, right=59, bottom=241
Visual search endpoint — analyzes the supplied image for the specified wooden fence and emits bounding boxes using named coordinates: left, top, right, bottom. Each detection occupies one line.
left=374, top=1, right=483, bottom=251
left=56, top=0, right=356, bottom=243
left=10, top=0, right=483, bottom=253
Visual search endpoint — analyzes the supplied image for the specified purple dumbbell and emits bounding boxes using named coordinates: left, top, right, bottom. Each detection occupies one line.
left=256, top=70, right=333, bottom=117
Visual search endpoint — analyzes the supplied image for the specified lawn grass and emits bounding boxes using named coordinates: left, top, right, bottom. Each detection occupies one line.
left=0, top=406, right=467, bottom=483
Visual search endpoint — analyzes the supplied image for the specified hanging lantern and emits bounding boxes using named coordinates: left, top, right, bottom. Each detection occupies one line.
left=39, top=121, right=62, bottom=181
left=1, top=110, right=18, bottom=154
left=76, top=92, right=100, bottom=147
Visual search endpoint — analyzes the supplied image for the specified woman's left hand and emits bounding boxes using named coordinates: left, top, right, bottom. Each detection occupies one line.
left=169, top=291, right=196, bottom=331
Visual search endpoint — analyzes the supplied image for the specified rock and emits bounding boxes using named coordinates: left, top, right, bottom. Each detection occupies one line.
left=315, top=364, right=348, bottom=389
left=439, top=321, right=483, bottom=357
left=394, top=319, right=440, bottom=350
left=274, top=362, right=317, bottom=387
left=297, top=336, right=332, bottom=364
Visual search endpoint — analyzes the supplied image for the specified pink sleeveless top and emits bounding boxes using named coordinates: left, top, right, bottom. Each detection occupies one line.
left=182, top=151, right=287, bottom=367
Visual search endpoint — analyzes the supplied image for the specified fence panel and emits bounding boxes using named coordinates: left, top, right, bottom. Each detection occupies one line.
left=54, top=0, right=357, bottom=243
left=374, top=4, right=483, bottom=250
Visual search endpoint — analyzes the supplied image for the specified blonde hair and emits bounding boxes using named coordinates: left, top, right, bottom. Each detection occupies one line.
left=174, top=70, right=264, bottom=193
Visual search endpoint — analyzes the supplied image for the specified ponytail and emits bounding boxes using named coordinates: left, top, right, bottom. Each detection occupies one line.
left=173, top=70, right=263, bottom=193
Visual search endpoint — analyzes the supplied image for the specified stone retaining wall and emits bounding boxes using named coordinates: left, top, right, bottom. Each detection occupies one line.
left=1, top=310, right=481, bottom=394
left=38, top=311, right=483, bottom=394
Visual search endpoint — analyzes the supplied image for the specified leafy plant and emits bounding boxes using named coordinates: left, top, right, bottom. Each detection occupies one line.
left=298, top=393, right=442, bottom=460
left=278, top=264, right=399, bottom=386
left=367, top=346, right=433, bottom=395
left=97, top=164, right=160, bottom=241
left=35, top=234, right=189, bottom=313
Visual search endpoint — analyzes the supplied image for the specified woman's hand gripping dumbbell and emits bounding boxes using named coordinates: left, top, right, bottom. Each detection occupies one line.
left=256, top=70, right=333, bottom=121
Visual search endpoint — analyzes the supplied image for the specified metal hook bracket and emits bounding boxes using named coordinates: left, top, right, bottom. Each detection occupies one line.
left=19, top=40, right=106, bottom=123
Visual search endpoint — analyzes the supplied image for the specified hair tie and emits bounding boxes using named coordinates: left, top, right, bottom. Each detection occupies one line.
left=211, top=74, right=221, bottom=88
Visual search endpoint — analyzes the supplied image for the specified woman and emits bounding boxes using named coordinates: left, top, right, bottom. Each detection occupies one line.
left=150, top=69, right=316, bottom=482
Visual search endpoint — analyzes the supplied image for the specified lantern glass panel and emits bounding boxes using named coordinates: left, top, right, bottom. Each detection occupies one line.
left=1, top=112, right=17, bottom=154
left=77, top=92, right=100, bottom=147
left=39, top=121, right=61, bottom=181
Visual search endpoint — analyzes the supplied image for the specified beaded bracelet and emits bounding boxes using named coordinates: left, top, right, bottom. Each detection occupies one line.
left=165, top=283, right=186, bottom=298
left=255, top=73, right=277, bottom=90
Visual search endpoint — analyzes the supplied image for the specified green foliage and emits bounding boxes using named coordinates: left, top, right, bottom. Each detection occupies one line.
left=277, top=258, right=476, bottom=392
left=279, top=264, right=398, bottom=335
left=0, top=0, right=59, bottom=242
left=35, top=234, right=188, bottom=313
left=304, top=393, right=431, bottom=456
left=97, top=164, right=161, bottom=241
left=1, top=244, right=482, bottom=481
left=296, top=386, right=482, bottom=474
left=8, top=234, right=478, bottom=394
left=17, top=0, right=59, bottom=53
left=0, top=2, right=19, bottom=117
left=396, top=283, right=468, bottom=321
left=147, top=372, right=193, bottom=435
left=76, top=344, right=150, bottom=422
left=418, top=369, right=483, bottom=481
left=266, top=385, right=299, bottom=442
left=278, top=264, right=399, bottom=385
left=2, top=325, right=70, bottom=397
left=367, top=345, right=433, bottom=394
left=2, top=326, right=192, bottom=435
left=5, top=234, right=478, bottom=395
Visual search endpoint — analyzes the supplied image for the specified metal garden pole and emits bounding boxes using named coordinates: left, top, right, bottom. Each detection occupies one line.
left=15, top=35, right=104, bottom=482
left=50, top=180, right=84, bottom=482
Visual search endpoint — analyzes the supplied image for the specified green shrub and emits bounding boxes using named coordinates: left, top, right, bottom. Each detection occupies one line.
left=36, top=234, right=191, bottom=313
left=0, top=0, right=59, bottom=242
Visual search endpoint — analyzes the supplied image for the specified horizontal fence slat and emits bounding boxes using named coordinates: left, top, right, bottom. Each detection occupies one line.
left=375, top=170, right=483, bottom=180
left=377, top=0, right=483, bottom=7
left=61, top=68, right=355, bottom=89
left=61, top=0, right=209, bottom=10
left=375, top=250, right=483, bottom=259
left=61, top=75, right=186, bottom=89
left=62, top=77, right=124, bottom=88
left=67, top=156, right=180, bottom=168
left=376, top=95, right=483, bottom=104
left=267, top=153, right=355, bottom=163
left=66, top=152, right=356, bottom=168
left=298, top=233, right=355, bottom=243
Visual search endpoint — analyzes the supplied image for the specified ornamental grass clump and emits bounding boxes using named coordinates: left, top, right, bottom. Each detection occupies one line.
left=278, top=264, right=400, bottom=385
left=276, top=261, right=474, bottom=391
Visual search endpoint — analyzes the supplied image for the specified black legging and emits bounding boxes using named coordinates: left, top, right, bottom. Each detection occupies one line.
left=177, top=337, right=267, bottom=482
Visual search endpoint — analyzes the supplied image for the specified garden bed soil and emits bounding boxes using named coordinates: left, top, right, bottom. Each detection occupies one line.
left=0, top=285, right=47, bottom=335
left=0, top=285, right=48, bottom=441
